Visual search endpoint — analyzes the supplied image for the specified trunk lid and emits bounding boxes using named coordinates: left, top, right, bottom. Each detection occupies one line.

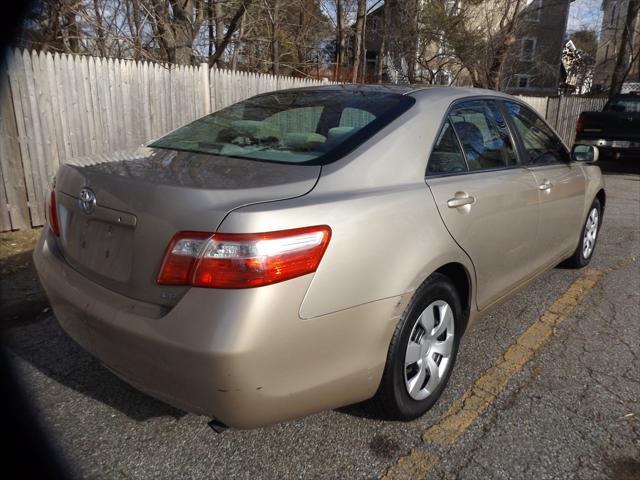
left=55, top=147, right=321, bottom=307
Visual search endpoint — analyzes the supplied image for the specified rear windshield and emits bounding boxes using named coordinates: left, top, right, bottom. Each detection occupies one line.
left=150, top=90, right=415, bottom=165
left=605, top=95, right=640, bottom=112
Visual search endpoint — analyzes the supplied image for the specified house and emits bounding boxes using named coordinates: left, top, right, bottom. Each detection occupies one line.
left=592, top=0, right=640, bottom=92
left=346, top=0, right=572, bottom=93
left=501, top=0, right=575, bottom=94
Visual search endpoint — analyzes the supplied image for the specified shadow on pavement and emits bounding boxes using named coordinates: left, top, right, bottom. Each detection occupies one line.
left=1, top=249, right=186, bottom=422
left=598, top=160, right=640, bottom=175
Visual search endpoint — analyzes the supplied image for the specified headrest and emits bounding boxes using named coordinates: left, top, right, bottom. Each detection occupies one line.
left=283, top=132, right=326, bottom=150
left=231, top=120, right=280, bottom=140
left=327, top=127, right=356, bottom=142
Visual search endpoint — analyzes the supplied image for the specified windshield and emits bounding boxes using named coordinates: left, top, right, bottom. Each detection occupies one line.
left=605, top=95, right=640, bottom=113
left=150, top=89, right=415, bottom=165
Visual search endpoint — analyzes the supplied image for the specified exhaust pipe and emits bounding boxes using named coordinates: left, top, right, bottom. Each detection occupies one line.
left=207, top=419, right=228, bottom=433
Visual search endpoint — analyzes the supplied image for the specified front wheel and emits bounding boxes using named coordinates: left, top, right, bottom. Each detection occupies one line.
left=565, top=198, right=601, bottom=268
left=370, top=273, right=462, bottom=420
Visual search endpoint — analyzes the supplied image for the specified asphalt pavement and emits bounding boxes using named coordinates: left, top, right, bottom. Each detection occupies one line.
left=1, top=173, right=638, bottom=480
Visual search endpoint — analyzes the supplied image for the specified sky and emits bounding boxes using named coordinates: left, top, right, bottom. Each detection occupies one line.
left=567, top=0, right=603, bottom=34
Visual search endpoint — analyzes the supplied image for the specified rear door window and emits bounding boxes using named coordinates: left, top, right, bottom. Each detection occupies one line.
left=449, top=100, right=518, bottom=171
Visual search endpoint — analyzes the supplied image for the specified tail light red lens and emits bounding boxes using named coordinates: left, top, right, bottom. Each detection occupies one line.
left=576, top=112, right=584, bottom=135
left=47, top=189, right=61, bottom=237
left=157, top=226, right=331, bottom=288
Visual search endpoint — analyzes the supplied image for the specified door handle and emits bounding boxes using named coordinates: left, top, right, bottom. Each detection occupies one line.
left=447, top=195, right=475, bottom=208
left=538, top=180, right=552, bottom=191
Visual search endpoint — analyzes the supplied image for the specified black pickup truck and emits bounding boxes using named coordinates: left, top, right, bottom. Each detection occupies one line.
left=575, top=93, right=640, bottom=161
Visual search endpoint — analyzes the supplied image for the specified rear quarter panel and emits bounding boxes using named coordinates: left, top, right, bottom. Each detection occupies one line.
left=219, top=185, right=474, bottom=319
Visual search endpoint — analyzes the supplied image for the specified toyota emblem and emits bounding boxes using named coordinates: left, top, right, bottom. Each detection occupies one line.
left=79, top=187, right=96, bottom=214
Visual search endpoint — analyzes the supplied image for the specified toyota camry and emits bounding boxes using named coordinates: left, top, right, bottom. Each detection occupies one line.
left=34, top=85, right=605, bottom=429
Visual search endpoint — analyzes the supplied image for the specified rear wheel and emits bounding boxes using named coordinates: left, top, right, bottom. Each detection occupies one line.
left=565, top=198, right=601, bottom=268
left=371, top=273, right=462, bottom=420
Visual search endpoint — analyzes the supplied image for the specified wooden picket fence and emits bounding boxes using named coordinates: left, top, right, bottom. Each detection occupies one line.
left=0, top=50, right=333, bottom=231
left=0, top=50, right=608, bottom=232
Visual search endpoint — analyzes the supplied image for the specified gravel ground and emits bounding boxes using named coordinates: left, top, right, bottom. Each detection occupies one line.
left=1, top=173, right=638, bottom=480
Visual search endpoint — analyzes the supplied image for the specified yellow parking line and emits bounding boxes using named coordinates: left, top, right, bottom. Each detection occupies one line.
left=381, top=257, right=637, bottom=480
left=381, top=449, right=438, bottom=480
left=422, top=267, right=605, bottom=446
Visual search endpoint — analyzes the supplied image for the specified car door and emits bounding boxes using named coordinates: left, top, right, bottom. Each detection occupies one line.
left=502, top=100, right=586, bottom=261
left=426, top=99, right=542, bottom=310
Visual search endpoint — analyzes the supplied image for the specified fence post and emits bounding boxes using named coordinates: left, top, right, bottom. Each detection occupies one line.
left=200, top=62, right=210, bottom=114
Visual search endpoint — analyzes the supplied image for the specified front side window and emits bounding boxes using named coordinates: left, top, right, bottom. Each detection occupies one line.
left=503, top=101, right=569, bottom=165
left=427, top=120, right=468, bottom=175
left=449, top=100, right=518, bottom=171
left=151, top=90, right=414, bottom=165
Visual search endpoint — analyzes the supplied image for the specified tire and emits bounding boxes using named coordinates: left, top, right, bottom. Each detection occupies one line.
left=370, top=273, right=462, bottom=420
left=564, top=198, right=601, bottom=269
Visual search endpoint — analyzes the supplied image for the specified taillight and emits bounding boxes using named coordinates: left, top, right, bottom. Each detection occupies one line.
left=157, top=226, right=331, bottom=288
left=576, top=112, right=584, bottom=135
left=47, top=185, right=61, bottom=237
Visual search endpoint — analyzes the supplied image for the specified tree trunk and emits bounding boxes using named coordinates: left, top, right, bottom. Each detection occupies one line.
left=208, top=0, right=215, bottom=61
left=93, top=0, right=107, bottom=56
left=63, top=7, right=81, bottom=53
left=214, top=0, right=225, bottom=50
left=610, top=0, right=640, bottom=94
left=270, top=0, right=280, bottom=75
left=335, top=0, right=345, bottom=81
left=231, top=11, right=245, bottom=70
left=376, top=4, right=388, bottom=83
left=352, top=0, right=366, bottom=83
left=208, top=1, right=254, bottom=67
left=127, top=0, right=143, bottom=60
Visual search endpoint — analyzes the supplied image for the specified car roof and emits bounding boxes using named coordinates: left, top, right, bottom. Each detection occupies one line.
left=261, top=84, right=416, bottom=95
left=267, top=83, right=515, bottom=102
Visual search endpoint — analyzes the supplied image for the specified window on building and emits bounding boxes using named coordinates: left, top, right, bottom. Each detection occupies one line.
left=516, top=75, right=532, bottom=89
left=605, top=44, right=609, bottom=61
left=521, top=37, right=536, bottom=61
left=370, top=17, right=380, bottom=31
left=525, top=0, right=542, bottom=21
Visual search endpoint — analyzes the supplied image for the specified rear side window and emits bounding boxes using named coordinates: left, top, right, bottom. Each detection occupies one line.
left=449, top=100, right=518, bottom=171
left=504, top=101, right=569, bottom=165
left=427, top=120, right=468, bottom=175
left=150, top=90, right=415, bottom=165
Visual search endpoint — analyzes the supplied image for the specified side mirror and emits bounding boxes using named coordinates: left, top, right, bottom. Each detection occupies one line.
left=571, top=144, right=599, bottom=163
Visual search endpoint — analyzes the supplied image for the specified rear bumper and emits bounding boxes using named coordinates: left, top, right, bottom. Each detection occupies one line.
left=34, top=228, right=405, bottom=428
